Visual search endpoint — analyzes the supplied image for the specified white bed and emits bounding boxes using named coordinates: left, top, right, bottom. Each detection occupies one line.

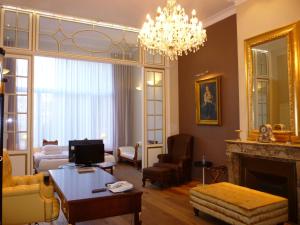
left=33, top=149, right=116, bottom=175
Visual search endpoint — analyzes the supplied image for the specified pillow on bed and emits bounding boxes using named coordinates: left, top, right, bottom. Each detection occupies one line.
left=41, top=145, right=62, bottom=155
left=43, top=139, right=58, bottom=146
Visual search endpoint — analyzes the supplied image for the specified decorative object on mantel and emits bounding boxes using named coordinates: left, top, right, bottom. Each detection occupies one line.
left=273, top=123, right=285, bottom=131
left=138, top=0, right=207, bottom=60
left=258, top=124, right=275, bottom=143
left=234, top=130, right=242, bottom=141
left=248, top=129, right=295, bottom=143
left=195, top=75, right=221, bottom=125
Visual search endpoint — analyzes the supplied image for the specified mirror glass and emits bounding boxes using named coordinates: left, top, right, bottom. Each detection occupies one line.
left=251, top=37, right=289, bottom=130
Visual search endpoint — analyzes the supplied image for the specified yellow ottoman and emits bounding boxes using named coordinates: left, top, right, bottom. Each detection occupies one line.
left=190, top=182, right=288, bottom=225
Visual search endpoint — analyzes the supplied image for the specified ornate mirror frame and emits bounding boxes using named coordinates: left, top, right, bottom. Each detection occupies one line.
left=245, top=21, right=300, bottom=140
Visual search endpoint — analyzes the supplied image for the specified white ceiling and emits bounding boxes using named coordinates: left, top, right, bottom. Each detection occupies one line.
left=1, top=0, right=236, bottom=28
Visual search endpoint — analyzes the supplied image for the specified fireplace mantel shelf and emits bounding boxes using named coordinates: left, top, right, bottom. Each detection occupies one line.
left=225, top=139, right=300, bottom=162
left=226, top=139, right=300, bottom=148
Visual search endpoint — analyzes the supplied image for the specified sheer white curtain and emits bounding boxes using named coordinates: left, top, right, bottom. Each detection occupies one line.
left=33, top=56, right=113, bottom=149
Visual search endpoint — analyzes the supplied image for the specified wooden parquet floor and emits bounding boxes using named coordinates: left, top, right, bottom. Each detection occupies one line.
left=43, top=163, right=228, bottom=225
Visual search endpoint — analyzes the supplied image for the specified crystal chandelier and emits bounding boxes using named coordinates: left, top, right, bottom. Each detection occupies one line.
left=138, top=0, right=207, bottom=60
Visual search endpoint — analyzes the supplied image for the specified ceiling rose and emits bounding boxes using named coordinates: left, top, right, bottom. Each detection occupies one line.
left=138, top=0, right=207, bottom=60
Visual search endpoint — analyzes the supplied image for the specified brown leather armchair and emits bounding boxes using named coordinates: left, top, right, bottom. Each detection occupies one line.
left=153, top=134, right=193, bottom=184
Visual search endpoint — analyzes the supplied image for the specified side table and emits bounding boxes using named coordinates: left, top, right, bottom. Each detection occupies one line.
left=99, top=162, right=115, bottom=175
left=194, top=160, right=213, bottom=185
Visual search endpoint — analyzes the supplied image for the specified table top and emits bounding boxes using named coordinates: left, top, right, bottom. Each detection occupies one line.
left=49, top=167, right=128, bottom=202
left=194, top=160, right=213, bottom=168
left=98, top=161, right=115, bottom=168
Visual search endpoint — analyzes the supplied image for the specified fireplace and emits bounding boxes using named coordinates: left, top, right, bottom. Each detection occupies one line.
left=226, top=140, right=300, bottom=223
left=241, top=156, right=297, bottom=223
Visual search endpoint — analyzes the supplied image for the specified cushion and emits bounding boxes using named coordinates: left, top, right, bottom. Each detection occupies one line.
left=43, top=139, right=58, bottom=146
left=190, top=182, right=288, bottom=217
left=119, top=146, right=135, bottom=159
left=41, top=145, right=62, bottom=155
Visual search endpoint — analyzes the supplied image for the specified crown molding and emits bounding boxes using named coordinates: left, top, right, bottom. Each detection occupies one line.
left=202, top=4, right=236, bottom=28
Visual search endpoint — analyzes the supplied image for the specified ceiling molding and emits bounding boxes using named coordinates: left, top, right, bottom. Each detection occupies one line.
left=202, top=4, right=236, bottom=28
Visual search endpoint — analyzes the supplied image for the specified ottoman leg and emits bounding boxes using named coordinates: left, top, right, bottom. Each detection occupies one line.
left=194, top=208, right=199, bottom=217
left=142, top=178, right=146, bottom=187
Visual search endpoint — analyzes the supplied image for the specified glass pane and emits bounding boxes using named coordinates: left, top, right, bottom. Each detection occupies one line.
left=4, top=58, right=16, bottom=75
left=39, top=34, right=58, bottom=52
left=147, top=131, right=156, bottom=144
left=147, top=101, right=154, bottom=115
left=38, top=15, right=138, bottom=62
left=4, top=76, right=15, bottom=93
left=3, top=29, right=16, bottom=47
left=4, top=114, right=15, bottom=132
left=146, top=71, right=154, bottom=86
left=61, top=39, right=87, bottom=55
left=6, top=95, right=15, bottom=113
left=17, top=31, right=29, bottom=49
left=4, top=11, right=17, bottom=28
left=155, top=101, right=163, bottom=115
left=155, top=116, right=163, bottom=130
left=16, top=133, right=27, bottom=150
left=147, top=86, right=154, bottom=99
left=39, top=16, right=59, bottom=33
left=18, top=13, right=29, bottom=30
left=145, top=51, right=153, bottom=64
left=16, top=96, right=27, bottom=113
left=16, top=59, right=28, bottom=77
left=154, top=54, right=163, bottom=65
left=16, top=114, right=27, bottom=131
left=147, top=116, right=155, bottom=130
left=16, top=77, right=27, bottom=94
left=61, top=20, right=92, bottom=35
left=72, top=30, right=112, bottom=53
left=155, top=87, right=163, bottom=100
left=154, top=72, right=162, bottom=86
left=4, top=133, right=15, bottom=150
left=156, top=130, right=163, bottom=144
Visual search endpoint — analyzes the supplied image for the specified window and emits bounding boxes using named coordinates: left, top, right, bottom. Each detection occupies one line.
left=34, top=56, right=113, bottom=148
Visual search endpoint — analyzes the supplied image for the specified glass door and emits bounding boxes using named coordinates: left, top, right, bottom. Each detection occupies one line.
left=3, top=55, right=31, bottom=175
left=144, top=68, right=165, bottom=167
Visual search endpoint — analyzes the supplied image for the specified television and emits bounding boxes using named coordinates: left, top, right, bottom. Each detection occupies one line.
left=69, top=139, right=104, bottom=162
left=74, top=143, right=104, bottom=166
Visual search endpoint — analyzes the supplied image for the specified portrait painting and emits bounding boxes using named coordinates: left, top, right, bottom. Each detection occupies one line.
left=195, top=75, right=221, bottom=125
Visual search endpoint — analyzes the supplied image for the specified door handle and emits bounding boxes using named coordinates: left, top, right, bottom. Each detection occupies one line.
left=0, top=156, right=2, bottom=162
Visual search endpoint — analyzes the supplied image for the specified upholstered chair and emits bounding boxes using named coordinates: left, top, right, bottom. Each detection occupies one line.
left=153, top=134, right=193, bottom=183
left=2, top=151, right=60, bottom=225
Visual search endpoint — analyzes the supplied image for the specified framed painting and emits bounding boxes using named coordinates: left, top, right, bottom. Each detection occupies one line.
left=195, top=75, right=221, bottom=125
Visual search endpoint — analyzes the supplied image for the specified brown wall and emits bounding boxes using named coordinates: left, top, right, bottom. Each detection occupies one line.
left=178, top=15, right=239, bottom=179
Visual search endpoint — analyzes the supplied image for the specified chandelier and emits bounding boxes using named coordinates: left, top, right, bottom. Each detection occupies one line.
left=138, top=0, right=207, bottom=60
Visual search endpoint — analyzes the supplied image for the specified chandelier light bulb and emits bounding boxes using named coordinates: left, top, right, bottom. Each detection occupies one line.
left=157, top=7, right=162, bottom=14
left=138, top=0, right=207, bottom=60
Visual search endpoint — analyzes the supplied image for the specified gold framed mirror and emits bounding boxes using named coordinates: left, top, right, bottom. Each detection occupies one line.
left=245, top=21, right=300, bottom=142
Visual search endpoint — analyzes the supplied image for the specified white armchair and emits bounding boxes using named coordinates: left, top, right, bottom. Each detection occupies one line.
left=117, top=143, right=141, bottom=169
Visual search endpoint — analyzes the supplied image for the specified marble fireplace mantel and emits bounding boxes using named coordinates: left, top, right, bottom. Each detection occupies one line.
left=226, top=140, right=300, bottom=223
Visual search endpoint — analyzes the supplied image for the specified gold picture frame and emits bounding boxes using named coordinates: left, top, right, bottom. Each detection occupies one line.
left=245, top=21, right=300, bottom=139
left=195, top=75, right=221, bottom=125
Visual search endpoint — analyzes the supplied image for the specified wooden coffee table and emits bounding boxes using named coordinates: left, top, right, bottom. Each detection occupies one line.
left=49, top=167, right=142, bottom=225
